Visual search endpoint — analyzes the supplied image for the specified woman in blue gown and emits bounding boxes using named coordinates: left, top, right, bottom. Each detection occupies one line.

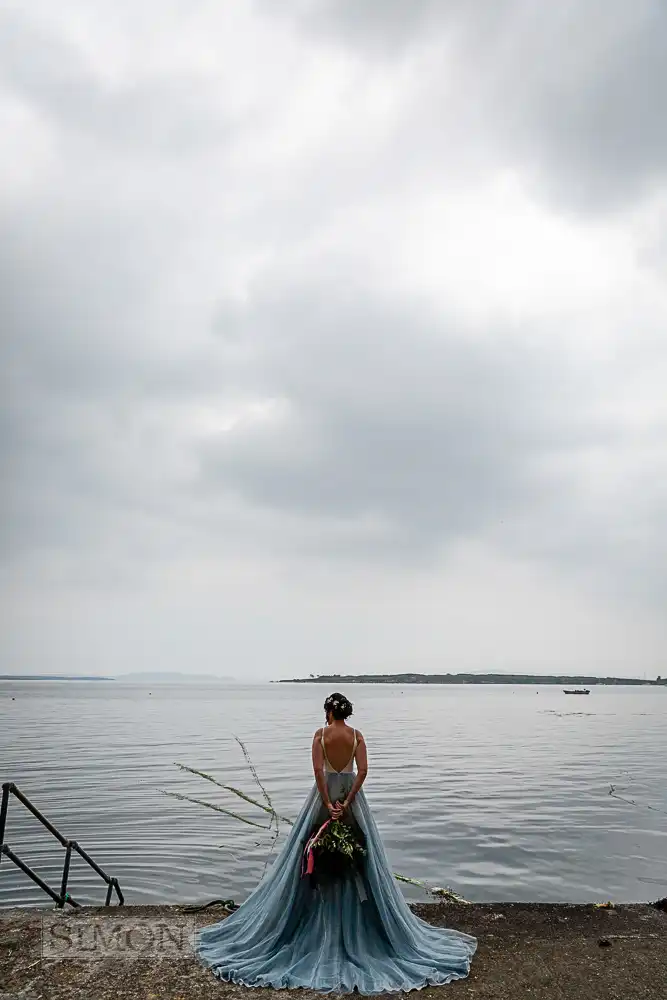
left=197, top=692, right=476, bottom=994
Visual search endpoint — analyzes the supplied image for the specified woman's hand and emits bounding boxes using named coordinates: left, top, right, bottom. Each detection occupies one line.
left=330, top=799, right=349, bottom=820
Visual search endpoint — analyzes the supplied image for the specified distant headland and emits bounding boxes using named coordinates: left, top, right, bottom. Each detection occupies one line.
left=116, top=671, right=236, bottom=684
left=0, top=672, right=236, bottom=683
left=279, top=672, right=666, bottom=686
left=0, top=674, right=114, bottom=681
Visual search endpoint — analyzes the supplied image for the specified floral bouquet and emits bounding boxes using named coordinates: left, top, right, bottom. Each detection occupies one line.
left=302, top=817, right=366, bottom=884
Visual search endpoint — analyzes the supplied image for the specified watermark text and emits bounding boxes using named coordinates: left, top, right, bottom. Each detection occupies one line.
left=41, top=914, right=196, bottom=960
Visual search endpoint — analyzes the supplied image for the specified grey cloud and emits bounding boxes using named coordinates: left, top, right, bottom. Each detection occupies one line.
left=262, top=0, right=667, bottom=210
left=256, top=0, right=469, bottom=54
left=484, top=1, right=667, bottom=209
left=3, top=176, right=664, bottom=604
left=199, top=273, right=663, bottom=590
left=0, top=8, right=233, bottom=153
left=0, top=199, right=213, bottom=561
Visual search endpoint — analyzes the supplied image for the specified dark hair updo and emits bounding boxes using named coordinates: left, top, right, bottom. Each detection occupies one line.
left=324, top=692, right=353, bottom=721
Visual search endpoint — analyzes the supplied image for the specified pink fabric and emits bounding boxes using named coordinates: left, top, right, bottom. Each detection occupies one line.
left=301, top=818, right=332, bottom=877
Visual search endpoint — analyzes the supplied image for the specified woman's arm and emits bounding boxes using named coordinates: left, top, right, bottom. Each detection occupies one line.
left=341, top=731, right=368, bottom=812
left=312, top=729, right=334, bottom=812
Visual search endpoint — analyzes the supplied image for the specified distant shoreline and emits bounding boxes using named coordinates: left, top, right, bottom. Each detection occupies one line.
left=0, top=673, right=237, bottom=683
left=3, top=672, right=664, bottom=686
left=279, top=672, right=666, bottom=686
left=0, top=675, right=115, bottom=682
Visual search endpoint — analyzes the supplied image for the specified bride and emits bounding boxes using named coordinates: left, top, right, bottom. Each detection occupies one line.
left=197, top=692, right=476, bottom=993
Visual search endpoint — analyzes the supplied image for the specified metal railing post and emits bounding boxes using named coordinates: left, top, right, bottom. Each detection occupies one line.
left=0, top=783, right=10, bottom=856
left=59, top=842, right=73, bottom=908
left=114, top=878, right=125, bottom=905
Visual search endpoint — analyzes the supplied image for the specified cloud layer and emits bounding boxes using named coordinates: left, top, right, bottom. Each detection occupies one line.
left=1, top=0, right=666, bottom=677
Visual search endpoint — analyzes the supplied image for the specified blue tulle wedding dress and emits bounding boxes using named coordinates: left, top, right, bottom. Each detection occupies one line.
left=197, top=730, right=476, bottom=994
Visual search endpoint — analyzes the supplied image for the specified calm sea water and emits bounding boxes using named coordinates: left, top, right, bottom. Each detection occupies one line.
left=1, top=681, right=665, bottom=908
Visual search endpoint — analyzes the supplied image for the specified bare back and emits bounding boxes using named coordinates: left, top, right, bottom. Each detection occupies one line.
left=316, top=724, right=364, bottom=774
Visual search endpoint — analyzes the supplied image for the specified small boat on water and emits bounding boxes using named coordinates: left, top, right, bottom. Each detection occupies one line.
left=563, top=688, right=590, bottom=695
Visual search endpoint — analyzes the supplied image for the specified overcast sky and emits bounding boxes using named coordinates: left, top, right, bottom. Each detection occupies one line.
left=1, top=0, right=666, bottom=680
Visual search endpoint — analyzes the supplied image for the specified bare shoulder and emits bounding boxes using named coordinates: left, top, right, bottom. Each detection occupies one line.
left=313, top=727, right=324, bottom=740
left=354, top=728, right=365, bottom=741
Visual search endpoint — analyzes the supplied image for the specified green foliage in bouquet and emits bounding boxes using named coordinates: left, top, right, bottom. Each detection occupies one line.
left=310, top=819, right=366, bottom=883
left=317, top=820, right=366, bottom=861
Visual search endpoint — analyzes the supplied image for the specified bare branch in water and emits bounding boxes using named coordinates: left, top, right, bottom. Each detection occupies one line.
left=608, top=784, right=666, bottom=814
left=159, top=789, right=271, bottom=829
left=393, top=873, right=470, bottom=902
left=173, top=762, right=293, bottom=825
left=234, top=737, right=274, bottom=813
left=232, top=736, right=282, bottom=874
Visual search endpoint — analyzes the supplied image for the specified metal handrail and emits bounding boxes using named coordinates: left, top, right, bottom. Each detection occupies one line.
left=0, top=782, right=124, bottom=908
